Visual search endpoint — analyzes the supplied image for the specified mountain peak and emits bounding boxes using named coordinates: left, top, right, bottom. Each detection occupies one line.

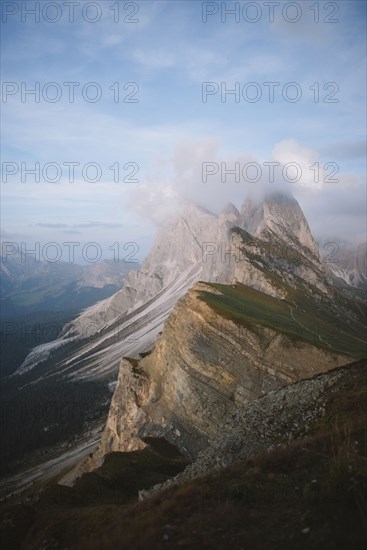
left=219, top=202, right=240, bottom=227
left=179, top=200, right=217, bottom=223
left=264, top=191, right=297, bottom=205
left=222, top=202, right=240, bottom=216
left=240, top=192, right=318, bottom=258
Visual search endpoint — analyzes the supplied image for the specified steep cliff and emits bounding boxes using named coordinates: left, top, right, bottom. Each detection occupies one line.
left=63, top=275, right=359, bottom=484
left=240, top=192, right=318, bottom=258
left=5, top=360, right=367, bottom=550
left=142, top=358, right=367, bottom=498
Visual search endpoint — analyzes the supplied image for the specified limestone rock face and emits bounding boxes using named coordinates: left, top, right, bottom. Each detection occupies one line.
left=240, top=192, right=318, bottom=259
left=61, top=202, right=217, bottom=336
left=66, top=280, right=350, bottom=483
left=219, top=202, right=241, bottom=227
left=106, top=283, right=347, bottom=449
left=102, top=358, right=151, bottom=454
left=142, top=360, right=366, bottom=498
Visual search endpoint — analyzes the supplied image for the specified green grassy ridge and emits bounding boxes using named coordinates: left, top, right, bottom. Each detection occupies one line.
left=231, top=226, right=365, bottom=337
left=198, top=282, right=367, bottom=359
left=231, top=226, right=320, bottom=273
left=283, top=284, right=365, bottom=344
left=230, top=227, right=334, bottom=306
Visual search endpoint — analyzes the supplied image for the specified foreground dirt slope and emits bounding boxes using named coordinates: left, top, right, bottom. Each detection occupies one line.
left=1, top=359, right=366, bottom=549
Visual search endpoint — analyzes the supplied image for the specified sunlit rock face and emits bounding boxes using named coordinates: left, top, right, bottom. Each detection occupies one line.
left=67, top=278, right=350, bottom=484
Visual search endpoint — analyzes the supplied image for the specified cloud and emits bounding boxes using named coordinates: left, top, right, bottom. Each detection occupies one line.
left=128, top=181, right=183, bottom=225
left=297, top=180, right=366, bottom=244
left=1, top=0, right=365, bottom=253
left=35, top=223, right=68, bottom=228
left=128, top=137, right=366, bottom=245
left=272, top=139, right=324, bottom=189
left=35, top=221, right=125, bottom=229
left=74, top=222, right=125, bottom=229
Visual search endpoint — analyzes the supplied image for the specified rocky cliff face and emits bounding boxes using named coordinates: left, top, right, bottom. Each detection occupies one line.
left=141, top=359, right=367, bottom=498
left=62, top=277, right=352, bottom=484
left=240, top=192, right=318, bottom=258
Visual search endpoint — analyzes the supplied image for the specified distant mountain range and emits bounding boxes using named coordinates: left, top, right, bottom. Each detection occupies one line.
left=326, top=241, right=367, bottom=290
left=0, top=255, right=139, bottom=317
left=0, top=254, right=138, bottom=386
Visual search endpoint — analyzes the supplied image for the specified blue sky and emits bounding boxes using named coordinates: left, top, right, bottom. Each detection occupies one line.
left=1, top=0, right=366, bottom=262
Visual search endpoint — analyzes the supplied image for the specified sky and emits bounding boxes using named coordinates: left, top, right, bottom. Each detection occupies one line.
left=1, top=0, right=366, bottom=263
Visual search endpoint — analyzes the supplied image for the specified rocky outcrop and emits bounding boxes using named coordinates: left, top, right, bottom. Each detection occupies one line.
left=241, top=192, right=319, bottom=260
left=63, top=194, right=319, bottom=339
left=62, top=279, right=350, bottom=485
left=141, top=359, right=367, bottom=498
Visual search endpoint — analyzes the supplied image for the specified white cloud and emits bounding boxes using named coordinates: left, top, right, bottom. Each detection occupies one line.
left=272, top=139, right=323, bottom=189
left=127, top=137, right=366, bottom=245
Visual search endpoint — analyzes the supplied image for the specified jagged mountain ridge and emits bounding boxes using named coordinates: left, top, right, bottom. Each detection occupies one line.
left=0, top=255, right=136, bottom=317
left=241, top=192, right=318, bottom=258
left=14, top=192, right=329, bottom=382
left=327, top=241, right=367, bottom=290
